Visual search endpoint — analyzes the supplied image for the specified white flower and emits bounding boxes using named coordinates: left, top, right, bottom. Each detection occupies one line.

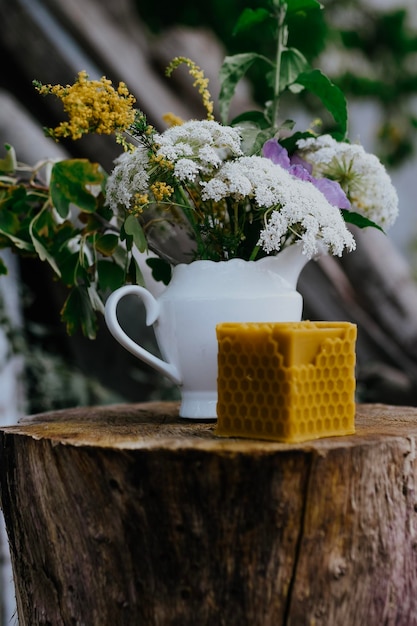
left=256, top=162, right=356, bottom=258
left=201, top=155, right=293, bottom=205
left=200, top=178, right=229, bottom=202
left=105, top=146, right=150, bottom=211
left=154, top=120, right=243, bottom=180
left=102, top=122, right=388, bottom=262
left=200, top=153, right=356, bottom=258
left=173, top=158, right=200, bottom=181
left=296, top=134, right=399, bottom=230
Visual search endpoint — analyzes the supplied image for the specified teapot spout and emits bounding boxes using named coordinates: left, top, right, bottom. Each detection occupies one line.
left=259, top=243, right=310, bottom=290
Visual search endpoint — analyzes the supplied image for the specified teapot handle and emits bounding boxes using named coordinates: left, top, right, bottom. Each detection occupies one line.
left=104, top=285, right=182, bottom=386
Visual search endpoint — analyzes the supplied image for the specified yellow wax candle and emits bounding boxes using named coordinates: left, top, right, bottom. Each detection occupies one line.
left=216, top=321, right=357, bottom=443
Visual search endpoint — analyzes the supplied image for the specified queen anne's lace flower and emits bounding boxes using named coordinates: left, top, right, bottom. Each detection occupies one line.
left=173, top=158, right=200, bottom=181
left=105, top=146, right=150, bottom=212
left=259, top=178, right=356, bottom=258
left=202, top=156, right=292, bottom=206
left=104, top=119, right=394, bottom=262
left=154, top=120, right=243, bottom=180
left=201, top=155, right=356, bottom=258
left=296, top=134, right=399, bottom=230
left=263, top=138, right=351, bottom=209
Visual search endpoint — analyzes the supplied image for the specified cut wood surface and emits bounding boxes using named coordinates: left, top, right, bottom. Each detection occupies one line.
left=1, top=402, right=417, bottom=625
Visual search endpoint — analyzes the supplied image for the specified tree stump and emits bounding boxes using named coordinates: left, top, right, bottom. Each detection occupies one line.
left=1, top=402, right=417, bottom=625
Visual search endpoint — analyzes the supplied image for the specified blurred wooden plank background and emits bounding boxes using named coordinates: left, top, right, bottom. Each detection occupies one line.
left=1, top=0, right=417, bottom=619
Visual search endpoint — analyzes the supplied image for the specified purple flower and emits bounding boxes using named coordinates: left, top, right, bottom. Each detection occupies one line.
left=313, top=177, right=351, bottom=210
left=262, top=138, right=351, bottom=209
left=288, top=164, right=314, bottom=182
left=262, top=138, right=291, bottom=169
left=290, top=153, right=313, bottom=174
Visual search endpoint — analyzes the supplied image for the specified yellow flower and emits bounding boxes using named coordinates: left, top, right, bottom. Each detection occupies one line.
left=165, top=57, right=214, bottom=121
left=150, top=153, right=174, bottom=170
left=35, top=71, right=136, bottom=141
left=162, top=112, right=184, bottom=127
left=131, top=193, right=149, bottom=214
left=150, top=182, right=174, bottom=202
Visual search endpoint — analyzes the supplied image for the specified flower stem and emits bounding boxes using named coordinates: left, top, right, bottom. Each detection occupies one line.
left=178, top=185, right=205, bottom=254
left=272, top=1, right=288, bottom=130
left=249, top=245, right=260, bottom=261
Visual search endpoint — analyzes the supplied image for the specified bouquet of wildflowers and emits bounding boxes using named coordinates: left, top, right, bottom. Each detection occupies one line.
left=0, top=0, right=399, bottom=337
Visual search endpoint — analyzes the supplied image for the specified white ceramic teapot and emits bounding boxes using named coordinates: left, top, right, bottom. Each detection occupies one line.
left=104, top=244, right=308, bottom=419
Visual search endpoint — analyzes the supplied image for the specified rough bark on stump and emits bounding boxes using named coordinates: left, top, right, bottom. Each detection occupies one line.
left=1, top=402, right=417, bottom=626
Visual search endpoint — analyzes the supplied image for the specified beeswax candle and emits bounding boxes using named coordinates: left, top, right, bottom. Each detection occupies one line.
left=216, top=321, right=357, bottom=443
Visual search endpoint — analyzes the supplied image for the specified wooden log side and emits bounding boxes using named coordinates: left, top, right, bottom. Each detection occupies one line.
left=1, top=402, right=417, bottom=625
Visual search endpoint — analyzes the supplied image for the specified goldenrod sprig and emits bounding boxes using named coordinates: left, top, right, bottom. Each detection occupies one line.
left=34, top=71, right=136, bottom=142
left=162, top=112, right=184, bottom=128
left=165, top=57, right=214, bottom=121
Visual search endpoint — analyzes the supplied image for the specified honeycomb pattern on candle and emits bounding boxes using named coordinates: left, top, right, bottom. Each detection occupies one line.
left=216, top=321, right=357, bottom=443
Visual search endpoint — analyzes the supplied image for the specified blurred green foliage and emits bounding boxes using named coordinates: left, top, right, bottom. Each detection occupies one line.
left=138, top=0, right=417, bottom=167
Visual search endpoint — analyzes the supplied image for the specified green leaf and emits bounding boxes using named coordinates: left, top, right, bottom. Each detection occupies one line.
left=280, top=130, right=316, bottom=153
left=29, top=210, right=62, bottom=276
left=229, top=110, right=270, bottom=129
left=123, top=214, right=147, bottom=252
left=279, top=48, right=310, bottom=92
left=127, top=255, right=145, bottom=286
left=97, top=260, right=126, bottom=292
left=50, top=159, right=106, bottom=219
left=56, top=245, right=92, bottom=288
left=111, top=244, right=130, bottom=271
left=94, top=233, right=119, bottom=256
left=279, top=118, right=297, bottom=132
left=233, top=8, right=270, bottom=35
left=219, top=53, right=269, bottom=124
left=239, top=127, right=275, bottom=156
left=0, top=228, right=33, bottom=251
left=295, top=69, right=348, bottom=136
left=146, top=257, right=172, bottom=285
left=51, top=220, right=80, bottom=253
left=0, top=144, right=17, bottom=174
left=30, top=234, right=62, bottom=275
left=287, top=0, right=323, bottom=13
left=58, top=251, right=80, bottom=286
left=0, top=257, right=8, bottom=276
left=0, top=200, right=33, bottom=250
left=88, top=284, right=105, bottom=315
left=60, top=287, right=98, bottom=339
left=341, top=210, right=384, bottom=232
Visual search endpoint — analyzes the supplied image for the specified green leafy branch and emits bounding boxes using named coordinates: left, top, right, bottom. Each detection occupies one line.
left=218, top=0, right=348, bottom=152
left=0, top=154, right=146, bottom=339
